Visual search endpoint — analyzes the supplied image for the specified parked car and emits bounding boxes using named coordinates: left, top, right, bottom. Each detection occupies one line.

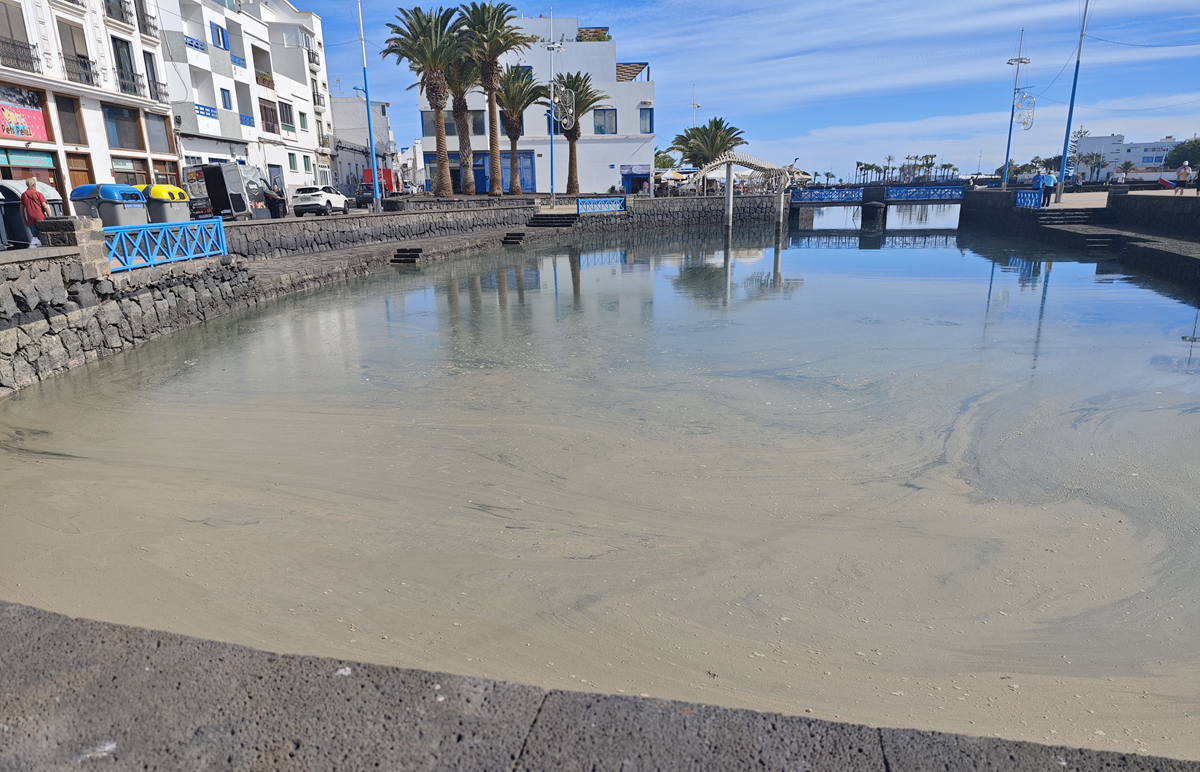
left=401, top=180, right=420, bottom=195
left=292, top=185, right=349, bottom=216
left=354, top=183, right=378, bottom=208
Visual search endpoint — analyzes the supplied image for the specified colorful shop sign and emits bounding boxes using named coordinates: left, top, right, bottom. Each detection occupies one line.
left=0, top=85, right=48, bottom=142
left=4, top=148, right=54, bottom=167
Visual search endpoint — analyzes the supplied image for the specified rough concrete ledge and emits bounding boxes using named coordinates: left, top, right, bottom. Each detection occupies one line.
left=1, top=601, right=1194, bottom=771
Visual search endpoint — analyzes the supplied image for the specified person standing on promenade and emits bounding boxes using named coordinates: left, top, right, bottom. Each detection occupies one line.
left=1115, top=170, right=1126, bottom=184
left=1175, top=161, right=1191, bottom=196
left=1042, top=170, right=1057, bottom=207
left=1031, top=169, right=1044, bottom=200
left=20, top=178, right=50, bottom=248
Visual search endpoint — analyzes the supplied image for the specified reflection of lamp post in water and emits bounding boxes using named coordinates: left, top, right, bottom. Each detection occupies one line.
left=1183, top=308, right=1200, bottom=368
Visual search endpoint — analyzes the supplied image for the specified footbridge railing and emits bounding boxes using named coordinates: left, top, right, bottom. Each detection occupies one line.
left=1014, top=190, right=1042, bottom=209
left=791, top=188, right=863, bottom=204
left=885, top=186, right=963, bottom=201
left=105, top=219, right=227, bottom=273
left=577, top=197, right=626, bottom=214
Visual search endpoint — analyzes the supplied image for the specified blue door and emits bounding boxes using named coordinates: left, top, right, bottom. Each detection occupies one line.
left=499, top=152, right=535, bottom=192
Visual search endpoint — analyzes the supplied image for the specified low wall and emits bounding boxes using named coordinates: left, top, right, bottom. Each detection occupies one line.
left=1108, top=193, right=1200, bottom=241
left=575, top=195, right=783, bottom=232
left=1, top=600, right=1190, bottom=771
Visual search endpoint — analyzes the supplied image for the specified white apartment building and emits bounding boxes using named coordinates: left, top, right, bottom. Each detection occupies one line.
left=0, top=0, right=177, bottom=197
left=157, top=0, right=331, bottom=193
left=330, top=94, right=396, bottom=196
left=416, top=17, right=654, bottom=195
left=1076, top=133, right=1183, bottom=180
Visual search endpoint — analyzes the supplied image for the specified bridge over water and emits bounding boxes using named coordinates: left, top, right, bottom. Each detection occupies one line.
left=791, top=185, right=964, bottom=229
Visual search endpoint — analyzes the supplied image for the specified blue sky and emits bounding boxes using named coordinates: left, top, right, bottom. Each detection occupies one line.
left=320, top=0, right=1200, bottom=179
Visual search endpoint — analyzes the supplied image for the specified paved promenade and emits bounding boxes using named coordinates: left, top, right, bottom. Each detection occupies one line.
left=1, top=601, right=1195, bottom=771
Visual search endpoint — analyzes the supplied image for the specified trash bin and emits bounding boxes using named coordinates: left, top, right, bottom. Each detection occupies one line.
left=69, top=184, right=148, bottom=227
left=0, top=180, right=65, bottom=248
left=137, top=184, right=191, bottom=223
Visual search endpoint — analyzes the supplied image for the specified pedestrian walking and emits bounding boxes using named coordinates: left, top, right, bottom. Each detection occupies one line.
left=1042, top=170, right=1057, bottom=207
left=20, top=177, right=50, bottom=248
left=1115, top=170, right=1126, bottom=184
left=1176, top=161, right=1192, bottom=196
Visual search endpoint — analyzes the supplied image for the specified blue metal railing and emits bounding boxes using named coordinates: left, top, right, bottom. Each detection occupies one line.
left=196, top=103, right=217, bottom=118
left=239, top=113, right=255, bottom=127
left=792, top=188, right=863, bottom=203
left=104, top=219, right=227, bottom=273
left=577, top=197, right=626, bottom=214
left=885, top=185, right=964, bottom=201
left=183, top=35, right=205, bottom=51
left=230, top=53, right=246, bottom=68
left=578, top=250, right=626, bottom=268
left=1015, top=190, right=1042, bottom=209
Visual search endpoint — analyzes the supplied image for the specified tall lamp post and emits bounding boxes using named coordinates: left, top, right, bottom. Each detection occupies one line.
left=357, top=0, right=380, bottom=212
left=1001, top=30, right=1029, bottom=192
left=1056, top=0, right=1091, bottom=203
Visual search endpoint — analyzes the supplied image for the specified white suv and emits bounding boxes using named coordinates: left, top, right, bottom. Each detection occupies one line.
left=292, top=185, right=350, bottom=216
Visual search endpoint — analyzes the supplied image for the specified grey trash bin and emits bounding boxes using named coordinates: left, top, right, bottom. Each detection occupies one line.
left=69, top=184, right=149, bottom=227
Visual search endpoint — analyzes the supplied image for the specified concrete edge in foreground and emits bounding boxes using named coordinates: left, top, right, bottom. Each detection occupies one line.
left=1, top=601, right=1194, bottom=771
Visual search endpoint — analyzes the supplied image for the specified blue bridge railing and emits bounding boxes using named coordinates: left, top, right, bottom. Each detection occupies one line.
left=792, top=188, right=863, bottom=204
left=885, top=186, right=964, bottom=201
left=578, top=250, right=626, bottom=268
left=1015, top=190, right=1042, bottom=209
left=577, top=197, right=626, bottom=214
left=104, top=219, right=227, bottom=273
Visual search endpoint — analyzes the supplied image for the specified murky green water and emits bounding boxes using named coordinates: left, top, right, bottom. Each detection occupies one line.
left=2, top=225, right=1198, bottom=758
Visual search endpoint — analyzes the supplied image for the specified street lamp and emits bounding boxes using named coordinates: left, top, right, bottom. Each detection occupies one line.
left=1001, top=29, right=1029, bottom=193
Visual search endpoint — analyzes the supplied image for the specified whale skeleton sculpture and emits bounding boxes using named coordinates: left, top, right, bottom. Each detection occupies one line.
left=678, top=151, right=812, bottom=189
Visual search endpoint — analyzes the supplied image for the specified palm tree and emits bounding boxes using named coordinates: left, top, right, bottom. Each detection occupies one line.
left=884, top=154, right=895, bottom=181
left=494, top=64, right=546, bottom=194
left=459, top=2, right=533, bottom=196
left=1119, top=160, right=1136, bottom=174
left=654, top=146, right=678, bottom=168
left=445, top=54, right=481, bottom=194
left=383, top=6, right=463, bottom=198
left=546, top=71, right=608, bottom=194
left=669, top=117, right=747, bottom=168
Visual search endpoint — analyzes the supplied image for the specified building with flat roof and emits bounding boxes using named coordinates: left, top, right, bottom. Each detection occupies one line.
left=414, top=15, right=654, bottom=195
left=330, top=94, right=396, bottom=196
left=1076, top=133, right=1183, bottom=180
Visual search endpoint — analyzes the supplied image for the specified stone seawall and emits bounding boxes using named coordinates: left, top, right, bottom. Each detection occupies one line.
left=574, top=195, right=783, bottom=232
left=1109, top=193, right=1200, bottom=241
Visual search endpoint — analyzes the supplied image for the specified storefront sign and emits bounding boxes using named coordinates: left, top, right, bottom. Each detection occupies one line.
left=5, top=149, right=54, bottom=168
left=620, top=164, right=651, bottom=175
left=0, top=85, right=48, bottom=142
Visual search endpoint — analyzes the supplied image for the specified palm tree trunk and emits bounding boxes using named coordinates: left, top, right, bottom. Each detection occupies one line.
left=507, top=134, right=521, bottom=194
left=452, top=97, right=475, bottom=195
left=433, top=106, right=452, bottom=198
left=566, top=137, right=579, bottom=195
left=487, top=90, right=503, bottom=197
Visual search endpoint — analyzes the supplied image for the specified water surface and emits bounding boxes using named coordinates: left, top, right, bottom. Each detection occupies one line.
left=2, top=226, right=1198, bottom=758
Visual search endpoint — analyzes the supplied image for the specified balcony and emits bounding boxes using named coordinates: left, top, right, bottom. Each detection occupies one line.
left=103, top=0, right=134, bottom=26
left=148, top=79, right=168, bottom=103
left=255, top=70, right=274, bottom=90
left=196, top=104, right=217, bottom=119
left=60, top=54, right=97, bottom=85
left=312, top=91, right=325, bottom=113
left=183, top=35, right=205, bottom=52
left=0, top=37, right=41, bottom=73
left=239, top=113, right=255, bottom=127
left=318, top=135, right=329, bottom=149
left=115, top=68, right=144, bottom=96
left=230, top=53, right=246, bottom=68
left=306, top=48, right=319, bottom=70
left=136, top=9, right=158, bottom=38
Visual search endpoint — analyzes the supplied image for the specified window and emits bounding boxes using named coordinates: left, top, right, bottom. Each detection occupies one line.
left=210, top=22, right=228, bottom=50
left=259, top=98, right=278, bottom=133
left=420, top=110, right=483, bottom=137
left=55, top=95, right=85, bottom=145
left=102, top=104, right=143, bottom=149
left=288, top=153, right=296, bottom=171
left=153, top=159, right=179, bottom=186
left=220, top=88, right=232, bottom=111
left=145, top=113, right=172, bottom=153
left=470, top=110, right=484, bottom=135
left=303, top=155, right=311, bottom=173
left=546, top=115, right=564, bottom=135
left=112, top=157, right=148, bottom=185
left=378, top=104, right=386, bottom=117
left=594, top=108, right=616, bottom=135
left=0, top=1, right=28, bottom=43
left=499, top=110, right=524, bottom=136
left=1143, top=156, right=1155, bottom=163
left=639, top=107, right=653, bottom=134
left=278, top=101, right=294, bottom=131
left=299, top=111, right=307, bottom=130
left=207, top=157, right=227, bottom=163
left=184, top=155, right=202, bottom=166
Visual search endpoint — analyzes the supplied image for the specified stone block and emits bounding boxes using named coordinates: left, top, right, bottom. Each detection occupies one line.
left=11, top=353, right=35, bottom=387
left=94, top=279, right=114, bottom=296
left=11, top=274, right=38, bottom=312
left=96, top=301, right=122, bottom=326
left=35, top=334, right=68, bottom=374
left=514, top=692, right=886, bottom=772
left=0, top=283, right=17, bottom=319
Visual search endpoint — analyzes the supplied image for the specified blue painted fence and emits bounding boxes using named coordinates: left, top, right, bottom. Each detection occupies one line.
left=1015, top=190, right=1042, bottom=209
left=105, top=219, right=227, bottom=273
left=577, top=197, right=626, bottom=214
left=792, top=188, right=863, bottom=203
left=884, top=186, right=964, bottom=201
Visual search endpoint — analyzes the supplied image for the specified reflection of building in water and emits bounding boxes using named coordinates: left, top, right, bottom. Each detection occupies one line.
left=887, top=204, right=960, bottom=230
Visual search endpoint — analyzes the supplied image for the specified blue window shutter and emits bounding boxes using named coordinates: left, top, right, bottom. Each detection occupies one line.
left=210, top=22, right=219, bottom=46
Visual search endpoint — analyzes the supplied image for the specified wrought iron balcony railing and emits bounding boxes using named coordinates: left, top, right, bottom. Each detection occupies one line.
left=0, top=36, right=41, bottom=73
left=116, top=68, right=145, bottom=96
left=136, top=10, right=158, bottom=38
left=312, top=91, right=325, bottom=107
left=306, top=49, right=319, bottom=67
left=104, top=0, right=133, bottom=26
left=60, top=54, right=97, bottom=85
left=148, top=79, right=168, bottom=103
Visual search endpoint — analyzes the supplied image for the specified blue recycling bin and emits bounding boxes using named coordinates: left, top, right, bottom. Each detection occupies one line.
left=69, top=184, right=148, bottom=227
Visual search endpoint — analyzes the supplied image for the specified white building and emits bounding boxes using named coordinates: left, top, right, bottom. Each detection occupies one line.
left=1076, top=133, right=1182, bottom=180
left=0, top=0, right=177, bottom=196
left=158, top=0, right=331, bottom=194
left=330, top=94, right=396, bottom=196
left=415, top=17, right=654, bottom=195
